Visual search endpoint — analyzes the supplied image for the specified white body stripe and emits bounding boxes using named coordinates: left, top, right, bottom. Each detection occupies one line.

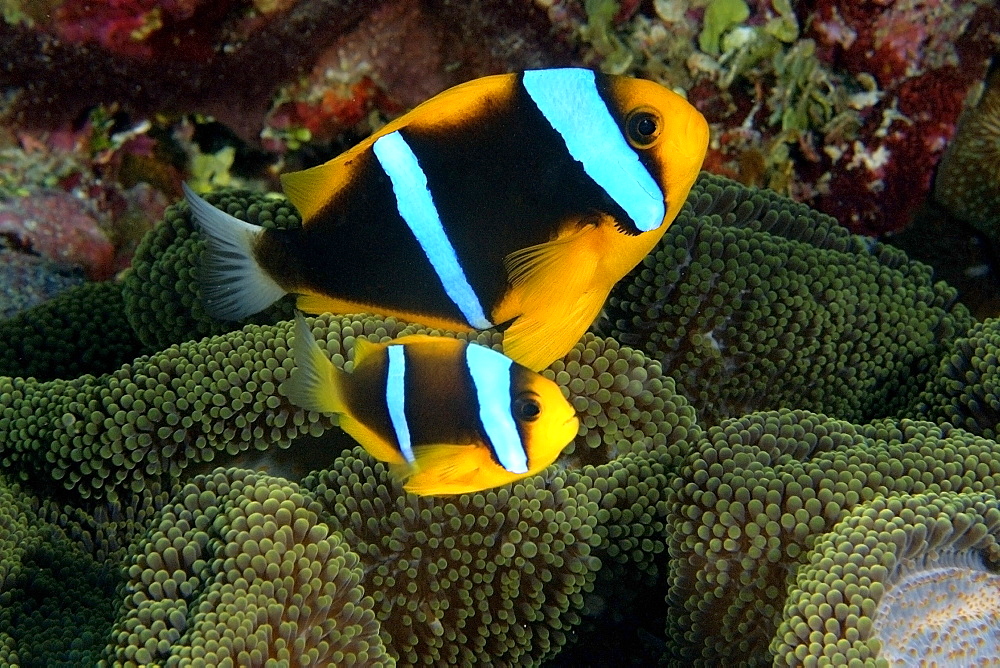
left=522, top=68, right=665, bottom=233
left=385, top=345, right=416, bottom=464
left=465, top=344, right=528, bottom=474
left=372, top=131, right=494, bottom=329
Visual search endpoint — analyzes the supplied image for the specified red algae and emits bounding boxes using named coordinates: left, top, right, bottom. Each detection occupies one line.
left=0, top=189, right=115, bottom=280
left=2, top=0, right=996, bottom=241
left=809, top=0, right=990, bottom=85
left=52, top=0, right=230, bottom=61
left=0, top=0, right=371, bottom=143
left=1, top=0, right=571, bottom=146
left=809, top=66, right=971, bottom=236
left=796, top=1, right=997, bottom=234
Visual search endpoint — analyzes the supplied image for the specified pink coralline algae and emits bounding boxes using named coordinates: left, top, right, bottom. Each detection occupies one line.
left=0, top=190, right=116, bottom=280
left=797, top=0, right=999, bottom=235
left=53, top=0, right=266, bottom=61
left=809, top=67, right=971, bottom=235
left=809, top=0, right=985, bottom=88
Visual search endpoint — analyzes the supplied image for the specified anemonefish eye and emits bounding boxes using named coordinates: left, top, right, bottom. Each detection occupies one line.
left=514, top=396, right=542, bottom=422
left=625, top=109, right=661, bottom=148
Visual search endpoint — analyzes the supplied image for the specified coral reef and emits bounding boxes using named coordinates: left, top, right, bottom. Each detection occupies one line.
left=574, top=0, right=998, bottom=236
left=6, top=171, right=1000, bottom=663
left=4, top=0, right=996, bottom=246
left=0, top=118, right=172, bottom=286
left=934, top=56, right=1000, bottom=250
left=599, top=173, right=972, bottom=426
left=774, top=491, right=1000, bottom=666
left=892, top=56, right=1000, bottom=321
left=4, top=0, right=1000, bottom=662
left=665, top=411, right=1000, bottom=665
left=1, top=0, right=573, bottom=146
left=52, top=0, right=249, bottom=61
left=808, top=0, right=987, bottom=89
left=1, top=1, right=369, bottom=142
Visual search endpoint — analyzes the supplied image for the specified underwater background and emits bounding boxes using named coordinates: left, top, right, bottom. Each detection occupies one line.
left=1, top=0, right=1000, bottom=665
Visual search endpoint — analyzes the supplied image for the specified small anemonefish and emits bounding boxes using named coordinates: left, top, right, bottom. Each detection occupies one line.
left=184, top=67, right=709, bottom=371
left=282, top=313, right=579, bottom=495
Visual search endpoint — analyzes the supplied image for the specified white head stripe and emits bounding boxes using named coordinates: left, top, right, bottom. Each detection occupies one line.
left=385, top=345, right=415, bottom=464
left=372, top=131, right=493, bottom=329
left=522, top=68, right=665, bottom=233
left=465, top=344, right=528, bottom=474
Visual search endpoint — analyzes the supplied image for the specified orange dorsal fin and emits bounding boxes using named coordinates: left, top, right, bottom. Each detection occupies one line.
left=280, top=162, right=344, bottom=223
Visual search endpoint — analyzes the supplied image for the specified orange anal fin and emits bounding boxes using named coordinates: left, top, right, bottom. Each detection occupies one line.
left=295, top=292, right=475, bottom=333
left=402, top=444, right=521, bottom=496
left=339, top=414, right=410, bottom=468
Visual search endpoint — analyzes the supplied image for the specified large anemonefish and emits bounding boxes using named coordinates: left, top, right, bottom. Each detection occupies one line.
left=283, top=314, right=579, bottom=495
left=184, top=67, right=709, bottom=371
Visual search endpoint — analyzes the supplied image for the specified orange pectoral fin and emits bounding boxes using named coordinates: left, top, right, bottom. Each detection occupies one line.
left=501, top=288, right=608, bottom=371
left=501, top=225, right=596, bottom=318
left=496, top=225, right=604, bottom=370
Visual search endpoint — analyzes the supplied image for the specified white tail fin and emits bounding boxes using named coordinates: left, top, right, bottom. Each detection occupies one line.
left=182, top=182, right=287, bottom=320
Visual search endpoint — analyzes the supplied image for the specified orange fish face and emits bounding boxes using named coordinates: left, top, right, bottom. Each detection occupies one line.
left=397, top=347, right=578, bottom=496
left=509, top=368, right=580, bottom=475
left=603, top=75, right=710, bottom=233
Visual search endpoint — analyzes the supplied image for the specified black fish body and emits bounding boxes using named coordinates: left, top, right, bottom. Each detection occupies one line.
left=282, top=314, right=579, bottom=496
left=184, top=68, right=709, bottom=370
